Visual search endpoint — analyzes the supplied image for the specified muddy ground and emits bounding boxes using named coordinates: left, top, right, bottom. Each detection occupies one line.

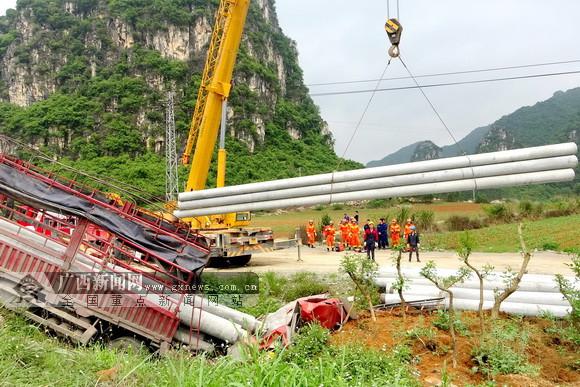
left=331, top=309, right=579, bottom=386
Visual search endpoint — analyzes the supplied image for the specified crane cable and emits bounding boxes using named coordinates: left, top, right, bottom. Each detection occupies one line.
left=387, top=0, right=400, bottom=19
left=399, top=55, right=480, bottom=197
left=330, top=1, right=398, bottom=204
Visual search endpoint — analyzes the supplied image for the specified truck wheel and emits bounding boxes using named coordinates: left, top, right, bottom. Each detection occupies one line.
left=109, top=336, right=144, bottom=353
left=228, top=255, right=251, bottom=267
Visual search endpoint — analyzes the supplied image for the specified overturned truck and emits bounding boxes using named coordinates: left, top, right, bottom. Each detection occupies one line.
left=0, top=152, right=260, bottom=353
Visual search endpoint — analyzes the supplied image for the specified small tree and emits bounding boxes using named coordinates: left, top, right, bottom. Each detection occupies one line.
left=491, top=223, right=531, bottom=319
left=420, top=261, right=471, bottom=368
left=555, top=254, right=580, bottom=326
left=391, top=243, right=408, bottom=319
left=340, top=253, right=378, bottom=321
left=457, top=232, right=493, bottom=335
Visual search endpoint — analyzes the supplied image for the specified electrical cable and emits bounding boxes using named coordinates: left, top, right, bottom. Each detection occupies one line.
left=398, top=55, right=479, bottom=196
left=331, top=40, right=394, bottom=200
left=336, top=59, right=393, bottom=166
left=306, top=59, right=580, bottom=87
left=310, top=69, right=580, bottom=97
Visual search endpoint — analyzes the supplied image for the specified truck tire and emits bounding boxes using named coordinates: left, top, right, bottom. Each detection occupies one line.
left=109, top=336, right=144, bottom=353
left=227, top=255, right=251, bottom=267
left=207, top=255, right=251, bottom=268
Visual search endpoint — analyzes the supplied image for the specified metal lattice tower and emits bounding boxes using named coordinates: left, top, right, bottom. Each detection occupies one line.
left=165, top=92, right=179, bottom=202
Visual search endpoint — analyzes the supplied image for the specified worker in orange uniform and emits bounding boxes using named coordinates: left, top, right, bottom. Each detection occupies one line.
left=403, top=218, right=415, bottom=240
left=350, top=219, right=361, bottom=250
left=323, top=221, right=336, bottom=251
left=306, top=219, right=317, bottom=248
left=339, top=219, right=350, bottom=249
left=389, top=218, right=401, bottom=247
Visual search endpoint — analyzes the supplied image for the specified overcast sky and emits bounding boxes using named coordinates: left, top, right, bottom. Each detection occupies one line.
left=1, top=1, right=580, bottom=164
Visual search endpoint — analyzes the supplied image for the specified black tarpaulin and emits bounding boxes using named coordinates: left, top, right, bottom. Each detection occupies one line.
left=0, top=163, right=209, bottom=274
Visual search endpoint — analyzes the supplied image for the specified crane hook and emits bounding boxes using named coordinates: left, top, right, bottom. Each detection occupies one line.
left=385, top=18, right=402, bottom=58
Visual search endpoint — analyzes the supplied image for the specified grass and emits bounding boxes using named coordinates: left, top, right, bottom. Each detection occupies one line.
left=427, top=214, right=580, bottom=253
left=253, top=202, right=485, bottom=237
left=471, top=318, right=539, bottom=378
left=0, top=310, right=418, bottom=386
left=254, top=201, right=579, bottom=253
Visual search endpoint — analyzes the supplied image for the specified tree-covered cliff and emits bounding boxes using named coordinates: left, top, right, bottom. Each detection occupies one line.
left=0, top=0, right=360, bottom=198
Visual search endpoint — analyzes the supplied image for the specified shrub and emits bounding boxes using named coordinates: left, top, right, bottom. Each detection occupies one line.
left=484, top=203, right=515, bottom=223
left=446, top=215, right=483, bottom=231
left=415, top=210, right=435, bottom=231
left=320, top=213, right=331, bottom=227
left=283, top=272, right=328, bottom=302
left=396, top=206, right=413, bottom=224
left=432, top=310, right=469, bottom=336
left=541, top=241, right=560, bottom=251
left=331, top=203, right=344, bottom=211
left=555, top=254, right=580, bottom=324
left=472, top=320, right=538, bottom=378
left=314, top=205, right=325, bottom=211
left=282, top=323, right=329, bottom=363
left=368, top=199, right=388, bottom=209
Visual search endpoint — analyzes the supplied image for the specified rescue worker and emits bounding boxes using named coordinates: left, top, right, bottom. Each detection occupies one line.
left=323, top=221, right=336, bottom=251
left=306, top=219, right=317, bottom=248
left=339, top=219, right=350, bottom=248
left=407, top=225, right=420, bottom=262
left=403, top=218, right=415, bottom=240
left=364, top=221, right=379, bottom=260
left=389, top=218, right=401, bottom=247
left=350, top=219, right=361, bottom=250
left=363, top=219, right=371, bottom=231
left=377, top=218, right=389, bottom=249
left=363, top=218, right=370, bottom=251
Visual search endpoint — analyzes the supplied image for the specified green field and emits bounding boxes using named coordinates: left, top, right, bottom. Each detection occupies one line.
left=426, top=214, right=580, bottom=253
left=253, top=202, right=485, bottom=237
left=253, top=203, right=579, bottom=253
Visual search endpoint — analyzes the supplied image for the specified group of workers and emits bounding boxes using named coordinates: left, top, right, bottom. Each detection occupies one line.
left=305, top=216, right=420, bottom=262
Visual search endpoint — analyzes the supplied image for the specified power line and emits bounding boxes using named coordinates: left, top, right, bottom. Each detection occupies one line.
left=310, top=69, right=580, bottom=97
left=306, top=59, right=580, bottom=87
left=335, top=59, right=393, bottom=167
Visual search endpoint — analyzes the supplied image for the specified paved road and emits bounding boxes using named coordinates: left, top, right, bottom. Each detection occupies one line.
left=209, top=246, right=575, bottom=276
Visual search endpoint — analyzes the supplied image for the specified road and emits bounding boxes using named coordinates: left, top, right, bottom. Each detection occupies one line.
left=209, top=246, right=575, bottom=276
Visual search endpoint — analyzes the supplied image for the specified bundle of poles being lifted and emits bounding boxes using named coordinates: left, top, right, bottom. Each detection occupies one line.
left=174, top=143, right=578, bottom=218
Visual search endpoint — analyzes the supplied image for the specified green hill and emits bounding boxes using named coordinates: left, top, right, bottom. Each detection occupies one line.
left=366, top=88, right=580, bottom=199
left=0, top=0, right=360, bottom=199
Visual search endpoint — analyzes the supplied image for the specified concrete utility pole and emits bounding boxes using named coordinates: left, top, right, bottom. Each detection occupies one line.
left=165, top=92, right=179, bottom=202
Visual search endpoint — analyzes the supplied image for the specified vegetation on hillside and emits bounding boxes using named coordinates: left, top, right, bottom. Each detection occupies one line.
left=0, top=0, right=360, bottom=198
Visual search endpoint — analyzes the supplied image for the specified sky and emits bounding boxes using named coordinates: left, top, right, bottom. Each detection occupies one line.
left=1, top=1, right=580, bottom=164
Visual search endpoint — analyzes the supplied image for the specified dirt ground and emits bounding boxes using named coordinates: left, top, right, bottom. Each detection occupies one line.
left=211, top=246, right=575, bottom=276
left=331, top=309, right=579, bottom=386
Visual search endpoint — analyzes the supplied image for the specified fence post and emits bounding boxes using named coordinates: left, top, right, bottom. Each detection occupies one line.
left=295, top=227, right=302, bottom=262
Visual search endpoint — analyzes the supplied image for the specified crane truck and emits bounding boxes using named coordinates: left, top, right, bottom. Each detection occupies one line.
left=175, top=0, right=275, bottom=266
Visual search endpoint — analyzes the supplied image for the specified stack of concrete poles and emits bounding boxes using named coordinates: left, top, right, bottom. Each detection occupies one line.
left=376, top=267, right=574, bottom=317
left=174, top=143, right=577, bottom=218
left=0, top=219, right=259, bottom=348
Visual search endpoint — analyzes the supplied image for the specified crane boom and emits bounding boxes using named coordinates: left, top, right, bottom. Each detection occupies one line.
left=182, top=0, right=250, bottom=192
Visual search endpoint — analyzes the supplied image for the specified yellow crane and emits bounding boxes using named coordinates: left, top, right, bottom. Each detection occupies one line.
left=176, top=0, right=401, bottom=265
left=177, top=0, right=273, bottom=265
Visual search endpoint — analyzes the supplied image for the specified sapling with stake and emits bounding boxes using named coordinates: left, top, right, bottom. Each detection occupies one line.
left=340, top=253, right=378, bottom=321
left=457, top=231, right=493, bottom=335
left=420, top=261, right=471, bottom=368
left=391, top=243, right=408, bottom=319
left=491, top=223, right=532, bottom=319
